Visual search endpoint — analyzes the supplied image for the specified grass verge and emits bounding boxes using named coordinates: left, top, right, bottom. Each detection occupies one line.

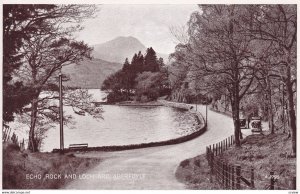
left=175, top=154, right=221, bottom=189
left=3, top=143, right=101, bottom=189
left=175, top=132, right=296, bottom=189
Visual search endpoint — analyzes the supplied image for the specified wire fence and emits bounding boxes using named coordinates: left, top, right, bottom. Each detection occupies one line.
left=206, top=135, right=296, bottom=190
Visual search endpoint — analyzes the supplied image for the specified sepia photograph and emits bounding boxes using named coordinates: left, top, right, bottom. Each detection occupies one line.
left=2, top=3, right=297, bottom=191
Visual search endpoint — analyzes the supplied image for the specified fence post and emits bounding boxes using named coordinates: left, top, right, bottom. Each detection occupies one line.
left=206, top=147, right=208, bottom=158
left=232, top=165, right=235, bottom=189
left=226, top=137, right=228, bottom=148
left=215, top=144, right=217, bottom=156
left=292, top=177, right=296, bottom=190
left=236, top=165, right=241, bottom=189
left=228, top=137, right=230, bottom=147
left=221, top=141, right=223, bottom=153
left=215, top=144, right=218, bottom=156
left=225, top=138, right=228, bottom=150
left=270, top=171, right=274, bottom=190
left=251, top=167, right=255, bottom=189
left=220, top=141, right=222, bottom=152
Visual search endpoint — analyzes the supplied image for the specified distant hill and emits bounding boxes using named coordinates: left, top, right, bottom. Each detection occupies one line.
left=92, top=36, right=169, bottom=63
left=62, top=36, right=169, bottom=89
left=62, top=58, right=122, bottom=89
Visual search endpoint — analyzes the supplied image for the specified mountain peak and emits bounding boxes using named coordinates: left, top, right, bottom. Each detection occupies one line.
left=92, top=36, right=146, bottom=63
left=115, top=36, right=138, bottom=40
left=92, top=36, right=168, bottom=63
left=108, top=36, right=145, bottom=48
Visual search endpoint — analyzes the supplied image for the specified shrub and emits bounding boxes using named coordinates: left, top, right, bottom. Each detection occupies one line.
left=180, top=159, right=190, bottom=168
left=4, top=143, right=20, bottom=153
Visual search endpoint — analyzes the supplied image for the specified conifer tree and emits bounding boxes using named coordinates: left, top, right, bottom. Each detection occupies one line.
left=144, top=47, right=159, bottom=72
left=136, top=51, right=144, bottom=72
left=122, top=58, right=130, bottom=71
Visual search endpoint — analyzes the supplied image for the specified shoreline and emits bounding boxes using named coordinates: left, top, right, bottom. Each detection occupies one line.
left=54, top=100, right=207, bottom=153
left=115, top=100, right=163, bottom=106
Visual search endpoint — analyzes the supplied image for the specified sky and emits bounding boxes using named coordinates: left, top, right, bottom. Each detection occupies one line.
left=75, top=4, right=198, bottom=54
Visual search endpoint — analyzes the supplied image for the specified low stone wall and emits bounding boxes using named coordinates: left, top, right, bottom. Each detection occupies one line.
left=158, top=100, right=206, bottom=126
left=55, top=100, right=207, bottom=153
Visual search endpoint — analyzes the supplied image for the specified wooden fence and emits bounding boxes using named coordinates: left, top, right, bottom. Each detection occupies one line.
left=3, top=126, right=25, bottom=151
left=206, top=135, right=296, bottom=190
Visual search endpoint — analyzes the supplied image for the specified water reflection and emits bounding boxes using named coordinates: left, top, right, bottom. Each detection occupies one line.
left=43, top=105, right=197, bottom=152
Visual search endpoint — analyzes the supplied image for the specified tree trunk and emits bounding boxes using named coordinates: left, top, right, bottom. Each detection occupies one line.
left=281, top=83, right=286, bottom=133
left=286, top=66, right=296, bottom=156
left=266, top=75, right=274, bottom=133
left=232, top=93, right=241, bottom=147
left=232, top=61, right=242, bottom=146
left=28, top=97, right=39, bottom=152
left=232, top=107, right=241, bottom=146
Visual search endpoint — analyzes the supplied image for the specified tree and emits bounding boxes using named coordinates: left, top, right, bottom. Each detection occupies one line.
left=243, top=5, right=297, bottom=155
left=121, top=58, right=135, bottom=99
left=122, top=58, right=130, bottom=70
left=10, top=5, right=99, bottom=152
left=173, top=5, right=259, bottom=146
left=3, top=5, right=58, bottom=123
left=136, top=51, right=145, bottom=72
left=144, top=47, right=159, bottom=72
left=135, top=72, right=168, bottom=101
left=20, top=37, right=101, bottom=152
left=102, top=47, right=166, bottom=103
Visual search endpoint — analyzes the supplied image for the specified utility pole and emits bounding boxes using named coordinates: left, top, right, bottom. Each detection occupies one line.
left=59, top=69, right=64, bottom=151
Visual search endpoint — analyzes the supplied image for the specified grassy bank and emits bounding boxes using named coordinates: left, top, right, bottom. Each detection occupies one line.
left=175, top=132, right=296, bottom=189
left=175, top=154, right=221, bottom=189
left=3, top=143, right=101, bottom=189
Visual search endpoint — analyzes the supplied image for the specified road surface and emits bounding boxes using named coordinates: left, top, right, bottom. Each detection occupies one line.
left=64, top=104, right=266, bottom=189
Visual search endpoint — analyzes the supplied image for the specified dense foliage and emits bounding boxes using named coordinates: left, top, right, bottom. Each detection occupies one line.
left=102, top=47, right=170, bottom=103
left=170, top=5, right=296, bottom=153
left=3, top=5, right=57, bottom=123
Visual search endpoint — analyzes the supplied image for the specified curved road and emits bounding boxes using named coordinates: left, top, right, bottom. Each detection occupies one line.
left=64, top=105, right=254, bottom=189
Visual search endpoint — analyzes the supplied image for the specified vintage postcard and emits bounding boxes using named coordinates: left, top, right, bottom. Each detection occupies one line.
left=1, top=2, right=298, bottom=192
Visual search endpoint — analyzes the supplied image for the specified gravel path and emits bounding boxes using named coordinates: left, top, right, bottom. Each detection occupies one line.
left=64, top=104, right=266, bottom=189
